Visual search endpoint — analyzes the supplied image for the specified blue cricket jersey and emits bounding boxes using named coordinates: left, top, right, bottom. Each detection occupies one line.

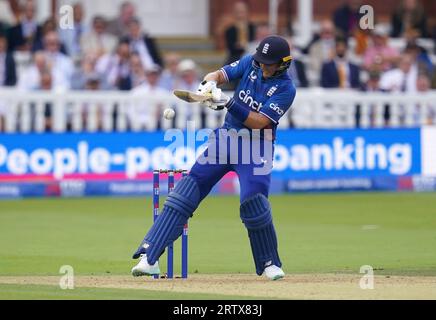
left=220, top=54, right=296, bottom=138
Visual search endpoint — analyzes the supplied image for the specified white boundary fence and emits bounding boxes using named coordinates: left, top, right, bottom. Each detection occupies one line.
left=1, top=88, right=436, bottom=132
left=290, top=89, right=436, bottom=129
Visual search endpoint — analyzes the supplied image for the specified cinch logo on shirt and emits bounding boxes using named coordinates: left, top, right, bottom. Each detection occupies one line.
left=238, top=90, right=262, bottom=111
left=269, top=103, right=284, bottom=115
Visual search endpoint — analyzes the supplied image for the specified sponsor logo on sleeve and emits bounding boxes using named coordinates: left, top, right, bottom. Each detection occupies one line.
left=269, top=103, right=284, bottom=115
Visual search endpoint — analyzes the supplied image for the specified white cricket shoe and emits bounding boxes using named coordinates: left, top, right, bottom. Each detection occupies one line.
left=263, top=265, right=285, bottom=280
left=131, top=254, right=160, bottom=277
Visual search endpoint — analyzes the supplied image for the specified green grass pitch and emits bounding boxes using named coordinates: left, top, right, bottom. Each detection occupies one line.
left=1, top=192, right=435, bottom=299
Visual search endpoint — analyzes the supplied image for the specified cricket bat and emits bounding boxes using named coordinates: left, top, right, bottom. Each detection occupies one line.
left=173, top=90, right=212, bottom=103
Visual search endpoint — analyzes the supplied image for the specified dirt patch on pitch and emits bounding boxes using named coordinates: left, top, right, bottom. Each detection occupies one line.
left=1, top=274, right=435, bottom=299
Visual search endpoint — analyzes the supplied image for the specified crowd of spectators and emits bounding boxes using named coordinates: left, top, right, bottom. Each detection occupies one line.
left=0, top=1, right=203, bottom=131
left=227, top=0, right=435, bottom=94
left=0, top=1, right=203, bottom=94
left=223, top=0, right=436, bottom=126
left=0, top=0, right=435, bottom=131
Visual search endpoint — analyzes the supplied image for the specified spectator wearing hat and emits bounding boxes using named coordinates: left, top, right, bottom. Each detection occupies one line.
left=175, top=59, right=206, bottom=126
left=176, top=59, right=200, bottom=93
left=143, top=64, right=164, bottom=89
left=133, top=64, right=165, bottom=92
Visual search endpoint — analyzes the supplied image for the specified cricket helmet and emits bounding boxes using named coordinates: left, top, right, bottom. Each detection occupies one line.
left=253, top=35, right=292, bottom=76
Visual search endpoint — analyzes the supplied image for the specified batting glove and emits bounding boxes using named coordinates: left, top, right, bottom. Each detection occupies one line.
left=197, top=80, right=217, bottom=96
left=202, top=87, right=230, bottom=111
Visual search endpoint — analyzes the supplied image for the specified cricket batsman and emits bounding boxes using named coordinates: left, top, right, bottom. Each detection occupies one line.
left=131, top=35, right=296, bottom=280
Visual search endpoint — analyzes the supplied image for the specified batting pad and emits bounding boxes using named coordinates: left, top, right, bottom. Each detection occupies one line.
left=132, top=176, right=200, bottom=262
left=240, top=193, right=282, bottom=275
